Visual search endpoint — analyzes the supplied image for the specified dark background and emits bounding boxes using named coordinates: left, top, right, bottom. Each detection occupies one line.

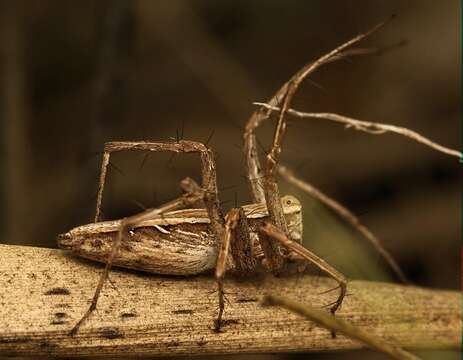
left=0, top=1, right=460, bottom=359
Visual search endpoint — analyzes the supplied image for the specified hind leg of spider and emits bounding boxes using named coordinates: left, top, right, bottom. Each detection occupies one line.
left=94, top=141, right=222, bottom=222
left=69, top=208, right=160, bottom=335
left=71, top=140, right=225, bottom=335
left=70, top=191, right=208, bottom=336
left=214, top=207, right=255, bottom=332
left=98, top=140, right=224, bottom=248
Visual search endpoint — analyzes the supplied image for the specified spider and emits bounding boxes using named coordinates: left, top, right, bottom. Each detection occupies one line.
left=58, top=18, right=413, bottom=335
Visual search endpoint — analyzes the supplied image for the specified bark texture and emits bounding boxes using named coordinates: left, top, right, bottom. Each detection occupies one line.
left=0, top=244, right=460, bottom=357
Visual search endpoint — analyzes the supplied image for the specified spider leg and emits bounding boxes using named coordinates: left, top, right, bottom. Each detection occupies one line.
left=95, top=150, right=110, bottom=223
left=259, top=222, right=346, bottom=316
left=71, top=140, right=225, bottom=335
left=244, top=18, right=393, bottom=204
left=277, top=165, right=409, bottom=283
left=96, top=140, right=224, bottom=234
left=243, top=18, right=408, bottom=281
left=215, top=207, right=255, bottom=332
left=70, top=208, right=160, bottom=335
left=244, top=20, right=393, bottom=273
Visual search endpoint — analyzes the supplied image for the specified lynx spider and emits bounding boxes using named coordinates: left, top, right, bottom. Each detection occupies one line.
left=59, top=19, right=412, bottom=335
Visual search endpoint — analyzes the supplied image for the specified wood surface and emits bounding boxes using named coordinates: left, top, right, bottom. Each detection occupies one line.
left=0, top=244, right=460, bottom=357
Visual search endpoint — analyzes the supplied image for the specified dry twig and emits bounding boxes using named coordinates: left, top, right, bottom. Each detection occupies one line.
left=262, top=294, right=421, bottom=360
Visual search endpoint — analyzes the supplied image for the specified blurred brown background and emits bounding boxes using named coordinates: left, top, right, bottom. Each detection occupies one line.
left=0, top=1, right=460, bottom=359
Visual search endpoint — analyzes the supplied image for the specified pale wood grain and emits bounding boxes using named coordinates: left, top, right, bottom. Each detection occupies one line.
left=0, top=244, right=460, bottom=357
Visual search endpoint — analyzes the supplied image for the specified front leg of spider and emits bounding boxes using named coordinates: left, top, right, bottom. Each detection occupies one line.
left=259, top=222, right=346, bottom=339
left=243, top=17, right=409, bottom=284
left=259, top=222, right=347, bottom=314
left=243, top=20, right=398, bottom=336
left=257, top=72, right=348, bottom=337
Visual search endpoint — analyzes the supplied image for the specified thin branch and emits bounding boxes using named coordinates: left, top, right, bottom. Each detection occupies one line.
left=254, top=103, right=462, bottom=160
left=0, top=244, right=459, bottom=357
left=277, top=164, right=409, bottom=283
left=262, top=294, right=421, bottom=360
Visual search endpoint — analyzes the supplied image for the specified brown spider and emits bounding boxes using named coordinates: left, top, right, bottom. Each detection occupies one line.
left=58, top=18, right=412, bottom=335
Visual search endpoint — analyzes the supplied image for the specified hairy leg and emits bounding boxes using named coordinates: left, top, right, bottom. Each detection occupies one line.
left=259, top=222, right=346, bottom=316
left=70, top=208, right=157, bottom=335
left=243, top=17, right=408, bottom=280
left=244, top=18, right=394, bottom=204
left=277, top=165, right=409, bottom=283
left=215, top=207, right=255, bottom=332
left=70, top=140, right=225, bottom=335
